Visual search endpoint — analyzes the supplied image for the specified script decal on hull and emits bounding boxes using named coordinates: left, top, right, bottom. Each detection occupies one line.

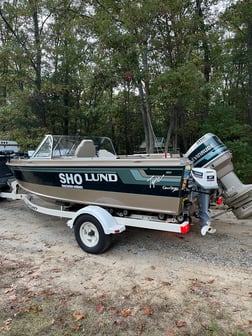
left=59, top=172, right=118, bottom=189
left=147, top=175, right=165, bottom=188
left=147, top=175, right=179, bottom=192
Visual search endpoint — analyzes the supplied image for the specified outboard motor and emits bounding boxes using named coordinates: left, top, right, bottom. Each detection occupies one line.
left=185, top=133, right=252, bottom=219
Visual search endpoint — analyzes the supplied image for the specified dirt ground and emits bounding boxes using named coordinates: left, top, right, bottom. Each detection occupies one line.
left=0, top=197, right=251, bottom=336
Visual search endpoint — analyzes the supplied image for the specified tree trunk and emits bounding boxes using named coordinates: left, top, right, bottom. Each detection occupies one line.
left=138, top=80, right=155, bottom=154
left=138, top=35, right=155, bottom=154
left=30, top=0, right=46, bottom=127
left=165, top=109, right=175, bottom=152
left=248, top=21, right=252, bottom=127
left=196, top=0, right=210, bottom=118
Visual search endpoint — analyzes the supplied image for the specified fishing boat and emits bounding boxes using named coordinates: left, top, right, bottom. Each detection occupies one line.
left=8, top=134, right=194, bottom=219
left=6, top=133, right=252, bottom=254
left=8, top=132, right=252, bottom=220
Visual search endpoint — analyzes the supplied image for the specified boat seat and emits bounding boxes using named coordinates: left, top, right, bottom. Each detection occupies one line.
left=98, top=149, right=117, bottom=158
left=75, top=139, right=96, bottom=157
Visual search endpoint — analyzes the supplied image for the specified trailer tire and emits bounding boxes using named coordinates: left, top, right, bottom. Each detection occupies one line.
left=74, top=214, right=112, bottom=254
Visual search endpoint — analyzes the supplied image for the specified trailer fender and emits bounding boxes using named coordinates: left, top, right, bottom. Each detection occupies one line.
left=67, top=205, right=126, bottom=234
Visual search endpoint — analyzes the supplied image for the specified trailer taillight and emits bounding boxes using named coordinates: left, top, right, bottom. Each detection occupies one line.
left=180, top=223, right=190, bottom=234
left=215, top=197, right=223, bottom=205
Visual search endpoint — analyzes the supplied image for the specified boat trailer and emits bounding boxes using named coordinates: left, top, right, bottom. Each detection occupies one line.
left=0, top=180, right=190, bottom=254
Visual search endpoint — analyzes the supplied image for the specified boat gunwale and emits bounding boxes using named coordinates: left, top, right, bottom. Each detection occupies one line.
left=8, top=159, right=191, bottom=170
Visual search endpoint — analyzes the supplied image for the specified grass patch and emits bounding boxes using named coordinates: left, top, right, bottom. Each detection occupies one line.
left=0, top=258, right=251, bottom=336
left=204, top=321, right=250, bottom=336
left=1, top=290, right=250, bottom=336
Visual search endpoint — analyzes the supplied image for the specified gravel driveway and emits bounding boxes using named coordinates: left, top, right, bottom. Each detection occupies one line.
left=0, top=198, right=251, bottom=335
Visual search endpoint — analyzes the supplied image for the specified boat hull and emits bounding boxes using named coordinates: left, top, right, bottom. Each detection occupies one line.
left=9, top=158, right=190, bottom=215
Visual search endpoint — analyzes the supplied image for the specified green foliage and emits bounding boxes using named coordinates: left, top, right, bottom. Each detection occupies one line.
left=0, top=0, right=251, bottom=175
left=201, top=105, right=252, bottom=182
left=201, top=105, right=248, bottom=140
left=226, top=140, right=252, bottom=183
left=153, top=63, right=206, bottom=118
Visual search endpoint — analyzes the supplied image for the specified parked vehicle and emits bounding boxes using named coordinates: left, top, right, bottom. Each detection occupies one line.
left=0, top=140, right=28, bottom=191
left=0, top=140, right=20, bottom=190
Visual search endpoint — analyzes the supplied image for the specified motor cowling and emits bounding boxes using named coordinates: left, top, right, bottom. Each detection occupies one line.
left=185, top=133, right=252, bottom=219
left=191, top=168, right=218, bottom=190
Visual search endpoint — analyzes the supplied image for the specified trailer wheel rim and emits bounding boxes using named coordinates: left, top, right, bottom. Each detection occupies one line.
left=79, top=221, right=99, bottom=248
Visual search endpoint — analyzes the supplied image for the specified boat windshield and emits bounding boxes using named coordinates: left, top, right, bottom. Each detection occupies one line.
left=31, top=135, right=117, bottom=158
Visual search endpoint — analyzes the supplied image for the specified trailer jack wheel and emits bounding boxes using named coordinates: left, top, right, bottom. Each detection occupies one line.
left=74, top=214, right=111, bottom=254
